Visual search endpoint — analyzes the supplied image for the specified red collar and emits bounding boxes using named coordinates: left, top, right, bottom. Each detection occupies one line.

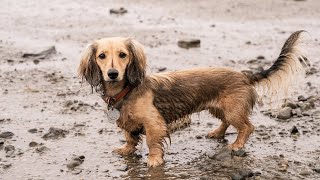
left=103, top=85, right=133, bottom=109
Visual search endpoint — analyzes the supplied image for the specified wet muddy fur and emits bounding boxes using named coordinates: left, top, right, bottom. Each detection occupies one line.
left=78, top=31, right=308, bottom=167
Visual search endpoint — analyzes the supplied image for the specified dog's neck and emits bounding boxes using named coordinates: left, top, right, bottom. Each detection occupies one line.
left=103, top=80, right=126, bottom=97
left=102, top=80, right=134, bottom=109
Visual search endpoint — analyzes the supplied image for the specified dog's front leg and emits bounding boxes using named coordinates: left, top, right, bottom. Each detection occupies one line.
left=113, top=131, right=140, bottom=156
left=144, top=122, right=168, bottom=167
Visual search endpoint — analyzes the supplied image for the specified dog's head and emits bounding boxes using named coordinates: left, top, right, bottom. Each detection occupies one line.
left=78, top=37, right=146, bottom=91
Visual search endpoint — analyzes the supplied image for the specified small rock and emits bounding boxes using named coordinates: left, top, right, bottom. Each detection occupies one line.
left=278, top=159, right=289, bottom=172
left=42, top=127, right=69, bottom=140
left=33, top=59, right=40, bottom=64
left=312, top=166, right=320, bottom=173
left=298, top=95, right=307, bottom=101
left=195, top=135, right=203, bottom=139
left=109, top=7, right=128, bottom=15
left=0, top=131, right=14, bottom=139
left=29, top=141, right=39, bottom=147
left=22, top=46, right=56, bottom=59
left=282, top=101, right=298, bottom=109
left=230, top=173, right=242, bottom=180
left=36, top=146, right=50, bottom=153
left=298, top=102, right=313, bottom=112
left=256, top=55, right=265, bottom=60
left=208, top=147, right=232, bottom=161
left=28, top=128, right=38, bottom=134
left=277, top=107, right=292, bottom=120
left=2, top=163, right=12, bottom=169
left=177, top=39, right=201, bottom=49
left=239, top=169, right=254, bottom=178
left=290, top=126, right=299, bottom=135
left=67, top=155, right=85, bottom=170
left=300, top=169, right=312, bottom=176
left=4, top=145, right=15, bottom=157
left=0, top=140, right=4, bottom=149
left=157, top=67, right=167, bottom=72
left=292, top=108, right=303, bottom=117
left=232, top=149, right=247, bottom=157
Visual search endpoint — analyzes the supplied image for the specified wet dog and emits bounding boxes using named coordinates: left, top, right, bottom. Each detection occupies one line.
left=78, top=31, right=308, bottom=167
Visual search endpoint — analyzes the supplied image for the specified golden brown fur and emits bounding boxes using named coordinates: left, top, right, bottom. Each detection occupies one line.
left=78, top=31, right=309, bottom=167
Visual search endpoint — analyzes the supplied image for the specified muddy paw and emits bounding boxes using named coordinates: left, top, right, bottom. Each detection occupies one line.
left=206, top=131, right=225, bottom=139
left=112, top=146, right=136, bottom=156
left=147, top=155, right=164, bottom=167
left=227, top=143, right=243, bottom=151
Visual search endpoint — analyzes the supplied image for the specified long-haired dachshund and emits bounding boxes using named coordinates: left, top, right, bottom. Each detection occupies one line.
left=78, top=31, right=308, bottom=167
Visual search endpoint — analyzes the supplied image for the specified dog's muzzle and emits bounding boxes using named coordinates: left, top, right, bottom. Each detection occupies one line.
left=107, top=68, right=119, bottom=80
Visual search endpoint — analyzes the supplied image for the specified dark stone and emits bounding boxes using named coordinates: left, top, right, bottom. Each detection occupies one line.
left=177, top=39, right=201, bottom=49
left=290, top=126, right=299, bottom=135
left=29, top=141, right=39, bottom=147
left=256, top=55, right=265, bottom=60
left=22, top=46, right=56, bottom=59
left=28, top=128, right=38, bottom=134
left=298, top=95, right=307, bottom=101
left=109, top=7, right=128, bottom=15
left=0, top=131, right=14, bottom=139
left=42, top=127, right=69, bottom=140
left=157, top=67, right=167, bottom=72
left=232, top=149, right=247, bottom=157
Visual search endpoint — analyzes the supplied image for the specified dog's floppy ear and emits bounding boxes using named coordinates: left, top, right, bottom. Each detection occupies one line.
left=78, top=42, right=102, bottom=91
left=126, top=39, right=147, bottom=86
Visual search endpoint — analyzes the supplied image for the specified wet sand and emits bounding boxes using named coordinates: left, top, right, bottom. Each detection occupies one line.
left=1, top=0, right=320, bottom=179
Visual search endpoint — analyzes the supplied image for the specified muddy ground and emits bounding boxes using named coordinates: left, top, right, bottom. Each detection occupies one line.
left=1, top=0, right=320, bottom=179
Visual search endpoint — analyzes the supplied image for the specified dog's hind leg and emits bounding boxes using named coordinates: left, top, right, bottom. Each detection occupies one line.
left=207, top=108, right=229, bottom=139
left=228, top=116, right=254, bottom=150
left=113, top=131, right=141, bottom=156
left=207, top=119, right=230, bottom=139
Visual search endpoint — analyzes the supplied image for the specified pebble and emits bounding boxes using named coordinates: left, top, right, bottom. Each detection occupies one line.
left=312, top=166, right=320, bottom=173
left=2, top=163, right=12, bottom=169
left=36, top=146, right=50, bottom=153
left=0, top=131, right=14, bottom=139
left=177, top=39, right=201, bottom=49
left=208, top=147, right=232, bottom=161
left=42, top=127, right=69, bottom=140
left=109, top=7, right=128, bottom=15
left=22, top=46, right=56, bottom=59
left=4, top=145, right=15, bottom=157
left=29, top=141, right=39, bottom=147
left=290, top=126, right=299, bottom=135
left=232, top=149, right=247, bottom=157
left=299, top=169, right=312, bottom=176
left=66, top=155, right=85, bottom=170
left=282, top=101, right=298, bottom=109
left=277, top=107, right=292, bottom=120
left=28, top=128, right=38, bottom=134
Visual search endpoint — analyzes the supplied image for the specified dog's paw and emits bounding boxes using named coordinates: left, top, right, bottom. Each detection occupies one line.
left=206, top=131, right=225, bottom=139
left=147, top=155, right=164, bottom=167
left=112, top=146, right=136, bottom=156
left=227, top=143, right=243, bottom=151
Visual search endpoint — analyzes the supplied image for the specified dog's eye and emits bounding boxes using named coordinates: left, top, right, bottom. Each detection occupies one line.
left=98, top=53, right=106, bottom=59
left=119, top=52, right=127, bottom=59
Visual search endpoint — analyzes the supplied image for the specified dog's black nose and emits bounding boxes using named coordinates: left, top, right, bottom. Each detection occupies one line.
left=107, top=69, right=119, bottom=80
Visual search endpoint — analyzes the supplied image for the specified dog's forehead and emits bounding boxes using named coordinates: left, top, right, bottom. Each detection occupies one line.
left=95, top=37, right=128, bottom=50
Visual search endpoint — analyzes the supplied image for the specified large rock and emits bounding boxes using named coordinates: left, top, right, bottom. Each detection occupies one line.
left=277, top=107, right=293, bottom=120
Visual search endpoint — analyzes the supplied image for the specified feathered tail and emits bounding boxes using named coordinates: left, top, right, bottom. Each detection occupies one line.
left=245, top=30, right=310, bottom=104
